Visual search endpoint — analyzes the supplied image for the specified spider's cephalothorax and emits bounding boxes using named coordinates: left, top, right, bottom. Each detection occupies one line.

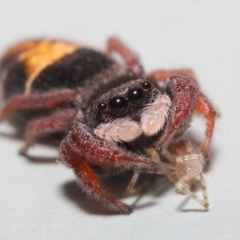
left=0, top=37, right=216, bottom=214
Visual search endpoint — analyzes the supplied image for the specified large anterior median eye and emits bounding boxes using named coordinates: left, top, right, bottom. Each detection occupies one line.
left=128, top=88, right=145, bottom=106
left=109, top=96, right=128, bottom=114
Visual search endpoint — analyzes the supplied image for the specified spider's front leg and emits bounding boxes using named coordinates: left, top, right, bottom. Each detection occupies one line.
left=152, top=74, right=216, bottom=158
left=148, top=69, right=197, bottom=82
left=59, top=122, right=156, bottom=214
left=154, top=75, right=199, bottom=148
left=107, top=37, right=143, bottom=76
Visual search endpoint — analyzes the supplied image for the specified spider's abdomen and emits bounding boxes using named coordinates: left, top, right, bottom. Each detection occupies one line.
left=0, top=39, right=116, bottom=99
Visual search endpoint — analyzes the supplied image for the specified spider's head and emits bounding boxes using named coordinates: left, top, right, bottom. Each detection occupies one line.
left=87, top=78, right=172, bottom=151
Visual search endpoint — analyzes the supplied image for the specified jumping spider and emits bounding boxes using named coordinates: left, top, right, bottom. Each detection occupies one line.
left=0, top=37, right=216, bottom=214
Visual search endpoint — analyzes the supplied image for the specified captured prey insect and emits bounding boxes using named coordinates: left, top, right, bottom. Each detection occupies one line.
left=125, top=139, right=209, bottom=210
left=0, top=37, right=216, bottom=214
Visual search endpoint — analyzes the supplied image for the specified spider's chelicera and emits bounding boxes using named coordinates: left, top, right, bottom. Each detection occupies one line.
left=0, top=37, right=216, bottom=214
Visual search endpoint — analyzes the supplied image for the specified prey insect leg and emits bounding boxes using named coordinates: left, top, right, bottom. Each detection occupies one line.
left=174, top=153, right=209, bottom=209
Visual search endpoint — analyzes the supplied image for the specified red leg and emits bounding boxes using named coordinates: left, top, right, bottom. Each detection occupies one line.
left=60, top=122, right=156, bottom=213
left=195, top=93, right=216, bottom=153
left=20, top=109, right=77, bottom=154
left=0, top=89, right=76, bottom=121
left=63, top=122, right=156, bottom=169
left=107, top=37, right=143, bottom=75
left=154, top=75, right=199, bottom=148
left=60, top=139, right=132, bottom=214
left=148, top=69, right=197, bottom=82
left=152, top=74, right=216, bottom=156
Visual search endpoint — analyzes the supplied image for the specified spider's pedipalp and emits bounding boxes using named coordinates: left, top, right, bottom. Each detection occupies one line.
left=94, top=117, right=142, bottom=143
left=140, top=94, right=171, bottom=136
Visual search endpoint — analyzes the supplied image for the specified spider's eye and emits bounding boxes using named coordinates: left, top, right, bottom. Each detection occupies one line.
left=127, top=88, right=145, bottom=106
left=98, top=102, right=107, bottom=112
left=142, top=81, right=151, bottom=90
left=109, top=96, right=128, bottom=114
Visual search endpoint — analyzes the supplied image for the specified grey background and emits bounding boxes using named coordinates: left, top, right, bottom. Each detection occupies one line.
left=0, top=0, right=238, bottom=239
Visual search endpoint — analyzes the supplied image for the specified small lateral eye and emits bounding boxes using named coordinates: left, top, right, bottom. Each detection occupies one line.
left=109, top=96, right=128, bottom=115
left=142, top=81, right=151, bottom=90
left=127, top=88, right=145, bottom=105
left=98, top=102, right=107, bottom=112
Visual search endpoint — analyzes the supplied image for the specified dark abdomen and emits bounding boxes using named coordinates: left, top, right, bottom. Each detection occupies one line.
left=0, top=40, right=115, bottom=98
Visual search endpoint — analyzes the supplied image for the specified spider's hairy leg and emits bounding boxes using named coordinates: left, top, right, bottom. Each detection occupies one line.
left=59, top=123, right=157, bottom=213
left=154, top=75, right=199, bottom=148
left=60, top=138, right=133, bottom=214
left=107, top=37, right=143, bottom=75
left=147, top=69, right=197, bottom=82
left=20, top=109, right=77, bottom=155
left=0, top=89, right=76, bottom=121
left=149, top=70, right=216, bottom=157
left=195, top=93, right=217, bottom=155
left=66, top=123, right=157, bottom=169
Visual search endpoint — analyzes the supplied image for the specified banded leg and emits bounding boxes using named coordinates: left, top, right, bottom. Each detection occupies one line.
left=20, top=109, right=77, bottom=154
left=0, top=89, right=76, bottom=121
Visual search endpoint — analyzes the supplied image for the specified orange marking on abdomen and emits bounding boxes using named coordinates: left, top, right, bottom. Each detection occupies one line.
left=2, top=40, right=40, bottom=57
left=17, top=40, right=81, bottom=95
